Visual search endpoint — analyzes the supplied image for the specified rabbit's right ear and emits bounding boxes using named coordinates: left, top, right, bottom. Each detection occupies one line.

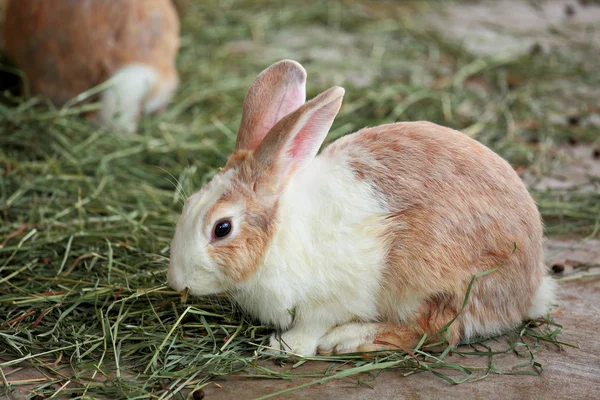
left=235, top=60, right=307, bottom=152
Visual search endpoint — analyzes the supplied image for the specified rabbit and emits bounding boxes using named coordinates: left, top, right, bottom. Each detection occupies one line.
left=167, top=60, right=556, bottom=356
left=2, top=0, right=180, bottom=133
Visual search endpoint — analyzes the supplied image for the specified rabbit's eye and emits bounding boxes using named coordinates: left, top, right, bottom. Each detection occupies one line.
left=214, top=220, right=232, bottom=239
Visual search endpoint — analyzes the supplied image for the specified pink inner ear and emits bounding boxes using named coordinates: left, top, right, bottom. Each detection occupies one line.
left=286, top=105, right=335, bottom=162
left=287, top=124, right=316, bottom=159
left=246, top=83, right=306, bottom=152
left=276, top=85, right=305, bottom=122
left=254, top=86, right=344, bottom=180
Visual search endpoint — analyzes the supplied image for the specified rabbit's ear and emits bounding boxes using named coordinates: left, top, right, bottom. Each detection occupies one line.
left=255, top=86, right=344, bottom=186
left=235, top=60, right=307, bottom=152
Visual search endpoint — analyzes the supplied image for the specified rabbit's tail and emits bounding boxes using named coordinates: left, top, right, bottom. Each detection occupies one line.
left=526, top=275, right=557, bottom=319
left=100, top=64, right=177, bottom=133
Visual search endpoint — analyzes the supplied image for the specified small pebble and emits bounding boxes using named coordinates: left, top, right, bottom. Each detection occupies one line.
left=529, top=43, right=543, bottom=55
left=192, top=389, right=206, bottom=400
left=567, top=115, right=580, bottom=126
left=551, top=264, right=565, bottom=274
left=565, top=4, right=576, bottom=16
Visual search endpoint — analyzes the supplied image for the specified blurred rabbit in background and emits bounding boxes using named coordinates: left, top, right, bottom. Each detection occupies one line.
left=2, top=0, right=181, bottom=133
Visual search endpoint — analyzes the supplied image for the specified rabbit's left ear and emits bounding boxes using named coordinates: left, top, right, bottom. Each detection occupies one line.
left=235, top=60, right=307, bottom=152
left=254, top=86, right=345, bottom=184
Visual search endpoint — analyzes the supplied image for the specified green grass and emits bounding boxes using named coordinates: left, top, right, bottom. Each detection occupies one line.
left=1, top=0, right=598, bottom=398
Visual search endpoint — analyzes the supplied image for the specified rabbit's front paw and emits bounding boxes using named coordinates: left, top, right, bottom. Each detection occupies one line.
left=264, top=330, right=318, bottom=357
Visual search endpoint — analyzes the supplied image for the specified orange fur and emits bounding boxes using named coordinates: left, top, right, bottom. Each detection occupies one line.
left=371, top=325, right=423, bottom=352
left=202, top=154, right=276, bottom=283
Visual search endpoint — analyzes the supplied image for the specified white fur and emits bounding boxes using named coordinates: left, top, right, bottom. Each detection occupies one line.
left=169, top=140, right=426, bottom=356
left=100, top=64, right=177, bottom=133
left=233, top=153, right=388, bottom=356
left=526, top=275, right=557, bottom=319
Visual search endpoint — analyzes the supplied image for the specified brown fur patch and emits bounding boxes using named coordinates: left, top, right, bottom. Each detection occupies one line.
left=413, top=293, right=462, bottom=344
left=204, top=153, right=279, bottom=283
left=3, top=0, right=179, bottom=105
left=326, top=121, right=546, bottom=342
left=371, top=326, right=422, bottom=352
left=223, top=151, right=252, bottom=172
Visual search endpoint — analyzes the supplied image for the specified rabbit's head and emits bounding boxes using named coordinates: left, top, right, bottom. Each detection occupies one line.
left=168, top=60, right=344, bottom=295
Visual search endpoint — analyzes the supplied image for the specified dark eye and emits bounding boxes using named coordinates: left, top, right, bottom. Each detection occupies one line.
left=214, top=220, right=232, bottom=239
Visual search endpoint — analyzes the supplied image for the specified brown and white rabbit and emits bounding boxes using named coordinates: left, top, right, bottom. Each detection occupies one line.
left=2, top=0, right=179, bottom=133
left=167, top=60, right=556, bottom=356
